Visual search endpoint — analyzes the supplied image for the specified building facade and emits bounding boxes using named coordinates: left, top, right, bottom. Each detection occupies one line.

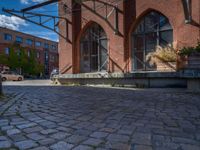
left=58, top=0, right=200, bottom=74
left=0, top=27, right=59, bottom=76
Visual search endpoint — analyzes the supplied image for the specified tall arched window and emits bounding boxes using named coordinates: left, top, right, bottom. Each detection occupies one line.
left=80, top=23, right=108, bottom=73
left=132, top=11, right=173, bottom=71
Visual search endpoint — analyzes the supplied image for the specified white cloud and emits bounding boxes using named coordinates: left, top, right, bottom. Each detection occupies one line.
left=0, top=15, right=28, bottom=30
left=40, top=36, right=58, bottom=41
left=20, top=0, right=29, bottom=4
left=32, top=0, right=46, bottom=2
left=20, top=0, right=46, bottom=4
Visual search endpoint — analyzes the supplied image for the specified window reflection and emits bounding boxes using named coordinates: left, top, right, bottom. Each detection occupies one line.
left=80, top=23, right=108, bottom=73
left=132, top=11, right=173, bottom=71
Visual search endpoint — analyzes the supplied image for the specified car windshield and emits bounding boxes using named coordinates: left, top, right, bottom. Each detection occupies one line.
left=2, top=71, right=18, bottom=75
left=2, top=71, right=10, bottom=74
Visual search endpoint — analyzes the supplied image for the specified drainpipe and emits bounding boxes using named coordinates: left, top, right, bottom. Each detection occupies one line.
left=182, top=0, right=192, bottom=24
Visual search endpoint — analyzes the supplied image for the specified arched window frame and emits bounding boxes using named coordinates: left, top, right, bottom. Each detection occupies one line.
left=132, top=11, right=173, bottom=71
left=80, top=23, right=108, bottom=73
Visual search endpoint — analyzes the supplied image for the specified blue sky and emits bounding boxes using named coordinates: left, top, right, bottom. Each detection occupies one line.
left=0, top=0, right=58, bottom=41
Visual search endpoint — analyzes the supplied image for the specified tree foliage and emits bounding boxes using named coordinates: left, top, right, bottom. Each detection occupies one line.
left=0, top=52, right=8, bottom=66
left=0, top=44, right=44, bottom=77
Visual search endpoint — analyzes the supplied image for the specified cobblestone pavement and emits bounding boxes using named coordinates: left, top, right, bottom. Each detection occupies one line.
left=0, top=86, right=200, bottom=150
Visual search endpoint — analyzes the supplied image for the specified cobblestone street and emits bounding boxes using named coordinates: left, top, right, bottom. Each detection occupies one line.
left=0, top=86, right=200, bottom=150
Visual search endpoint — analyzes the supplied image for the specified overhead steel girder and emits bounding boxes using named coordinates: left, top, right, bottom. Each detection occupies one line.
left=182, top=0, right=192, bottom=24
left=78, top=1, right=120, bottom=35
left=21, top=0, right=61, bottom=12
left=2, top=8, right=71, bottom=42
left=4, top=0, right=120, bottom=42
left=20, top=0, right=92, bottom=12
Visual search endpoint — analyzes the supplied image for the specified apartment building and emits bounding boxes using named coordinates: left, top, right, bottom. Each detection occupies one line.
left=0, top=27, right=59, bottom=76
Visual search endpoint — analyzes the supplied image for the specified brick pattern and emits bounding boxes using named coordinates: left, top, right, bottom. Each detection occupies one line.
left=58, top=0, right=200, bottom=74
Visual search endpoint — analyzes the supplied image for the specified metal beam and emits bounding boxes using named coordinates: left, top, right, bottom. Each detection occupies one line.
left=3, top=8, right=71, bottom=42
left=79, top=1, right=120, bottom=34
left=21, top=0, right=61, bottom=12
left=3, top=9, right=66, bottom=20
left=3, top=0, right=121, bottom=41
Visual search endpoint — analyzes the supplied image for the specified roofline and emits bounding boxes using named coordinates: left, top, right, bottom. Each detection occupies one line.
left=0, top=27, right=58, bottom=44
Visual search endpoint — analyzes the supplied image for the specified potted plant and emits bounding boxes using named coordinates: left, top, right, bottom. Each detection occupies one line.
left=178, top=42, right=200, bottom=69
left=148, top=46, right=177, bottom=71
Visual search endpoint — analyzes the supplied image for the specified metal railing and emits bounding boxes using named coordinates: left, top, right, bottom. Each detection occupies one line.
left=133, top=56, right=153, bottom=71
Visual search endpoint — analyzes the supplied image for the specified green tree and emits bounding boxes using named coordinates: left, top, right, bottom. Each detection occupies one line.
left=19, top=48, right=29, bottom=75
left=0, top=44, right=44, bottom=77
left=35, top=63, right=44, bottom=76
left=0, top=52, right=8, bottom=66
left=25, top=49, right=43, bottom=76
left=7, top=45, right=20, bottom=71
left=27, top=49, right=37, bottom=75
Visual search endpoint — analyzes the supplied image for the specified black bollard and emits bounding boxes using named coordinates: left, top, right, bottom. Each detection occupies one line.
left=0, top=74, right=2, bottom=95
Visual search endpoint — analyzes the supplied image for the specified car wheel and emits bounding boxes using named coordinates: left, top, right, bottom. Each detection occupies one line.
left=2, top=77, right=7, bottom=81
left=18, top=77, right=22, bottom=81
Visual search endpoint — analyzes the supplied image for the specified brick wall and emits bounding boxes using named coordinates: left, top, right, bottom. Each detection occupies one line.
left=0, top=27, right=59, bottom=75
left=59, top=0, right=200, bottom=74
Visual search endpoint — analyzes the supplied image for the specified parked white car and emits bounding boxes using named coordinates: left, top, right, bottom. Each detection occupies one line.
left=1, top=71, right=24, bottom=81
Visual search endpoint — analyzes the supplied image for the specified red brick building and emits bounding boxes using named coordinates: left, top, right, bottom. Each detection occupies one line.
left=0, top=27, right=59, bottom=76
left=58, top=0, right=200, bottom=74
